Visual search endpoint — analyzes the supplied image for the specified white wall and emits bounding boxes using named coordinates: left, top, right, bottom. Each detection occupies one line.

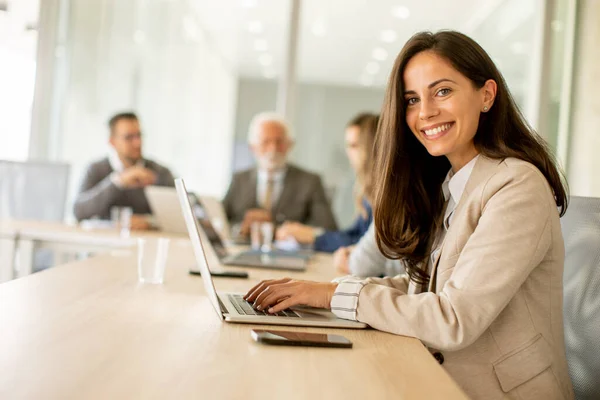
left=44, top=0, right=238, bottom=219
left=567, top=0, right=600, bottom=196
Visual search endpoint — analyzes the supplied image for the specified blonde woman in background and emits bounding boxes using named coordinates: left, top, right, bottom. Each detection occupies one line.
left=277, top=114, right=379, bottom=268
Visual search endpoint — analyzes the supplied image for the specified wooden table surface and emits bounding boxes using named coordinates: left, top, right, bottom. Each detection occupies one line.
left=0, top=219, right=189, bottom=281
left=0, top=219, right=188, bottom=246
left=0, top=233, right=468, bottom=399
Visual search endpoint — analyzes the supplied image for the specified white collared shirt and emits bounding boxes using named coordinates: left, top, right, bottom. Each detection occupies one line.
left=108, top=148, right=144, bottom=188
left=256, top=168, right=287, bottom=209
left=441, top=154, right=479, bottom=229
left=331, top=155, right=480, bottom=320
left=415, top=155, right=480, bottom=294
left=108, top=148, right=144, bottom=172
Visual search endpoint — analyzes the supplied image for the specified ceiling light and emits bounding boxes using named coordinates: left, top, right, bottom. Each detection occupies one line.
left=510, top=42, right=527, bottom=55
left=241, top=0, right=257, bottom=8
left=360, top=75, right=374, bottom=87
left=311, top=19, right=327, bottom=37
left=254, top=39, right=268, bottom=51
left=392, top=6, right=410, bottom=19
left=133, top=30, right=146, bottom=44
left=380, top=30, right=397, bottom=43
left=247, top=21, right=263, bottom=34
left=258, top=53, right=273, bottom=66
left=372, top=47, right=388, bottom=61
left=366, top=61, right=380, bottom=75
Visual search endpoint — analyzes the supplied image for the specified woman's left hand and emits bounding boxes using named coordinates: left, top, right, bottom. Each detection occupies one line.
left=244, top=278, right=337, bottom=314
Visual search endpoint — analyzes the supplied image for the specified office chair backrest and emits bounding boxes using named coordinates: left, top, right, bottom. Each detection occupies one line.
left=560, top=196, right=600, bottom=400
left=0, top=160, right=70, bottom=222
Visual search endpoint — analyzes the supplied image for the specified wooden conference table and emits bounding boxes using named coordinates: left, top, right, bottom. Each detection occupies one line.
left=0, top=219, right=188, bottom=282
left=0, top=222, right=468, bottom=399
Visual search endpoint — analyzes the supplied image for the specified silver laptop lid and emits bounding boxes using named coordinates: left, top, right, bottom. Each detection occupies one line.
left=145, top=186, right=188, bottom=234
left=175, top=179, right=224, bottom=320
left=191, top=198, right=229, bottom=260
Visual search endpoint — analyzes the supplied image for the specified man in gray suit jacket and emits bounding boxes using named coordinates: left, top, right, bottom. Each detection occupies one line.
left=223, top=112, right=337, bottom=236
left=73, top=112, right=175, bottom=229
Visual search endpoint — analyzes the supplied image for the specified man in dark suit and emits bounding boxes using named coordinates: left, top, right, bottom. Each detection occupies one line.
left=223, top=112, right=337, bottom=236
left=73, top=112, right=175, bottom=229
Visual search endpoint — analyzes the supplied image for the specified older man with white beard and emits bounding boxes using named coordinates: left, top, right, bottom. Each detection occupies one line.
left=223, top=112, right=338, bottom=237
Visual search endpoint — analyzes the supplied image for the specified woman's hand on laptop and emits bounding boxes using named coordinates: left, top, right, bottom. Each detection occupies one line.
left=244, top=278, right=337, bottom=314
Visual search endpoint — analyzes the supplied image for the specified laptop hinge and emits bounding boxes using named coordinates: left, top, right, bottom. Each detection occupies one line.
left=217, top=296, right=229, bottom=315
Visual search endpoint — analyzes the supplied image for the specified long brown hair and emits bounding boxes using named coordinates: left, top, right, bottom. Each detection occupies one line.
left=373, top=30, right=568, bottom=285
left=347, top=113, right=379, bottom=217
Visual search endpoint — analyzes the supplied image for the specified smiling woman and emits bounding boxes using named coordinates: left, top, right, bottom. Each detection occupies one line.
left=245, top=30, right=574, bottom=399
left=402, top=56, right=496, bottom=171
left=373, top=31, right=567, bottom=284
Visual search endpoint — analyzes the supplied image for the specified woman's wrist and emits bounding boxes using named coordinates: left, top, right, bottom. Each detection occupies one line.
left=325, top=282, right=338, bottom=309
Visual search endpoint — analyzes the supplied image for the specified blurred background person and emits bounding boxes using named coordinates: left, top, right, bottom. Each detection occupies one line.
left=276, top=113, right=378, bottom=254
left=334, top=223, right=406, bottom=276
left=223, top=112, right=337, bottom=237
left=73, top=112, right=175, bottom=230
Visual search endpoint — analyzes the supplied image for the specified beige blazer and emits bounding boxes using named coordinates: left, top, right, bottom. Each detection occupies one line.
left=356, top=156, right=574, bottom=399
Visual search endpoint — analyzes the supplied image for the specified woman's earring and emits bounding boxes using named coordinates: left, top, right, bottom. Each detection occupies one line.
left=483, top=106, right=489, bottom=112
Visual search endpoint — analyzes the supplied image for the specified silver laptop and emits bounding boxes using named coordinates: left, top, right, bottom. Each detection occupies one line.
left=175, top=178, right=367, bottom=329
left=146, top=186, right=232, bottom=243
left=145, top=186, right=189, bottom=234
left=149, top=185, right=308, bottom=271
left=193, top=201, right=308, bottom=272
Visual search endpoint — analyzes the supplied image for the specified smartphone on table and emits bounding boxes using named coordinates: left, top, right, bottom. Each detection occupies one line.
left=189, top=270, right=248, bottom=278
left=251, top=329, right=353, bottom=348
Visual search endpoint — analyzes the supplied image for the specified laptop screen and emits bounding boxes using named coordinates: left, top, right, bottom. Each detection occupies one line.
left=187, top=194, right=229, bottom=259
left=175, top=179, right=224, bottom=320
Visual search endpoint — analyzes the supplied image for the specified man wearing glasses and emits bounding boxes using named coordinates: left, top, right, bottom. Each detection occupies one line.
left=73, top=112, right=175, bottom=230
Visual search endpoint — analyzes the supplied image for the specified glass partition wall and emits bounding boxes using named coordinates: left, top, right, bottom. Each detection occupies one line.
left=0, top=0, right=40, bottom=161
left=21, top=0, right=577, bottom=220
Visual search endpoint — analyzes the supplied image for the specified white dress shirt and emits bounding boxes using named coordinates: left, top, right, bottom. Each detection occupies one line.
left=256, top=168, right=286, bottom=209
left=108, top=148, right=144, bottom=188
left=331, top=155, right=480, bottom=320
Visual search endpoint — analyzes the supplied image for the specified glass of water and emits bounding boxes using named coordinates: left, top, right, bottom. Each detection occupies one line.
left=260, top=222, right=274, bottom=253
left=120, top=207, right=132, bottom=237
left=137, top=238, right=170, bottom=284
left=111, top=206, right=133, bottom=237
left=250, top=221, right=262, bottom=251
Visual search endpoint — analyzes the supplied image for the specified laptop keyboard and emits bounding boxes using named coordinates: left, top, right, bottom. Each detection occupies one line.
left=228, top=294, right=300, bottom=318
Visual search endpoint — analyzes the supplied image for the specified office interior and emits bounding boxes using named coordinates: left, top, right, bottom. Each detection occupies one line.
left=0, top=0, right=598, bottom=399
